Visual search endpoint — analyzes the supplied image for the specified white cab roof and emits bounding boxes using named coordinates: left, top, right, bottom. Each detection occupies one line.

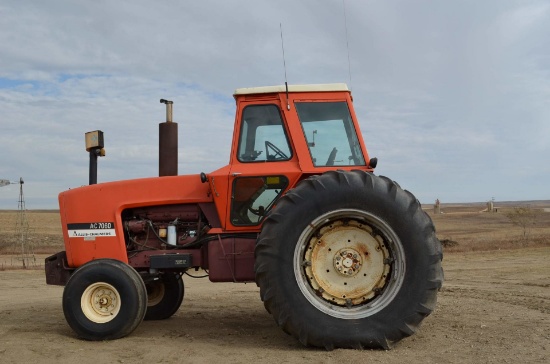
left=234, top=83, right=349, bottom=95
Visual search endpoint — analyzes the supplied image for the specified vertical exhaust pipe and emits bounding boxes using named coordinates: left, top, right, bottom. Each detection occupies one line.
left=159, top=99, right=178, bottom=176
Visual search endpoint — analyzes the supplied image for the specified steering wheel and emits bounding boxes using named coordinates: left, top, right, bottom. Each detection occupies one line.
left=247, top=205, right=265, bottom=217
left=265, top=141, right=289, bottom=160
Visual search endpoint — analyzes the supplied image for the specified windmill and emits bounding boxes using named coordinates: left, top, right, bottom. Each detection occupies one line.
left=0, top=178, right=34, bottom=267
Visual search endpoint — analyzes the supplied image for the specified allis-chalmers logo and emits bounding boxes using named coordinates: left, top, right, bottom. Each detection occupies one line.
left=67, top=222, right=116, bottom=238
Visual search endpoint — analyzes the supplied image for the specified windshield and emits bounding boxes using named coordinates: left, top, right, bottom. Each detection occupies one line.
left=295, top=102, right=365, bottom=167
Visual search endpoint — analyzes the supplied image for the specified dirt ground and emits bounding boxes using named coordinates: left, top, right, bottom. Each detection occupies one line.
left=0, top=247, right=548, bottom=363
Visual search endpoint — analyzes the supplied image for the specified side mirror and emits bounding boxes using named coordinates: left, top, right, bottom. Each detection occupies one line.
left=368, top=157, right=378, bottom=169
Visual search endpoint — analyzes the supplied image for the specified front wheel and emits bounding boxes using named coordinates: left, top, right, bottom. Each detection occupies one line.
left=255, top=170, right=443, bottom=349
left=144, top=273, right=184, bottom=320
left=62, top=259, right=147, bottom=340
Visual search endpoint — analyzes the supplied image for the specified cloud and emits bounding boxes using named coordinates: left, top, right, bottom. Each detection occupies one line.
left=1, top=0, right=549, bottom=208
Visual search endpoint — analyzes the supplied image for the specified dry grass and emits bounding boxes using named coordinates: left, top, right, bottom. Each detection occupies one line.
left=0, top=210, right=63, bottom=255
left=427, top=202, right=550, bottom=252
left=0, top=202, right=549, bottom=261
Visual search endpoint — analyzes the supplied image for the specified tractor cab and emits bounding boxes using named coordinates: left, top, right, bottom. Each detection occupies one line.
left=231, top=83, right=370, bottom=170
left=207, top=83, right=375, bottom=231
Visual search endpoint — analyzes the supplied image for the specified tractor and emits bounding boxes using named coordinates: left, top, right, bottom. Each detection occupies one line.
left=45, top=83, right=443, bottom=350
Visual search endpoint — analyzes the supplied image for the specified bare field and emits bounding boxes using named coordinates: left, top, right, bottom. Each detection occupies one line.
left=1, top=201, right=549, bottom=257
left=0, top=205, right=549, bottom=363
left=425, top=201, right=550, bottom=252
left=0, top=210, right=63, bottom=255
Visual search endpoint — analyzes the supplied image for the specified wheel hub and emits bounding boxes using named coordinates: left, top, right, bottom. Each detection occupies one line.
left=303, top=219, right=391, bottom=307
left=334, top=248, right=362, bottom=276
left=81, top=282, right=121, bottom=323
left=93, top=289, right=117, bottom=314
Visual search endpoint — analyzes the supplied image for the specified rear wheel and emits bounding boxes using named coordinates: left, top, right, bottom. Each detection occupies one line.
left=255, top=170, right=443, bottom=349
left=295, top=209, right=405, bottom=319
left=144, top=273, right=184, bottom=320
left=62, top=259, right=147, bottom=340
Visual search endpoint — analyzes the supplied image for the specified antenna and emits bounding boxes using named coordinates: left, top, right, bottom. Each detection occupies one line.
left=342, top=0, right=353, bottom=91
left=280, top=23, right=290, bottom=110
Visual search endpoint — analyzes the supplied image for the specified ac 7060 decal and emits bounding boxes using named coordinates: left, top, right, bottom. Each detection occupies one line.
left=67, top=222, right=116, bottom=238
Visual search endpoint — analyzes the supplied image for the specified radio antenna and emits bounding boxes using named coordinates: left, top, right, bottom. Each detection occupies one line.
left=280, top=23, right=290, bottom=110
left=342, top=0, right=353, bottom=91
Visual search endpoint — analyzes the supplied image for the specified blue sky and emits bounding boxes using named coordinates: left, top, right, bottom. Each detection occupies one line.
left=1, top=0, right=549, bottom=209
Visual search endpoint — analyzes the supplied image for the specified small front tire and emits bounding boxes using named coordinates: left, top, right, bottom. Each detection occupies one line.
left=62, top=259, right=147, bottom=340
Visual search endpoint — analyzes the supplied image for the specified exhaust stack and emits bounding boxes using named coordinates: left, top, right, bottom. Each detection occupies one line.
left=159, top=99, right=178, bottom=176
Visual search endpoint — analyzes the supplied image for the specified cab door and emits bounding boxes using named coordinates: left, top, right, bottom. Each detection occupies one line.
left=225, top=102, right=301, bottom=230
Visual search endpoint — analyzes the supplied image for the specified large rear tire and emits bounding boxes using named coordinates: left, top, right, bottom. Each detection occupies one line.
left=144, top=273, right=184, bottom=320
left=62, top=259, right=147, bottom=340
left=255, top=170, right=443, bottom=349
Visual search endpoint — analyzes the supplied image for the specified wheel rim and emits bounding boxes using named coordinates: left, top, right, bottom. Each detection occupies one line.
left=81, top=282, right=121, bottom=323
left=146, top=281, right=165, bottom=307
left=294, top=209, right=406, bottom=319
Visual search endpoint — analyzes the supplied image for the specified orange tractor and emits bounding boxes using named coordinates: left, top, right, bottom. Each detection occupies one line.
left=46, top=83, right=443, bottom=349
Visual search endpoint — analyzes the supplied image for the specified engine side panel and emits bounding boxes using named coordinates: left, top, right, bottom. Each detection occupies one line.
left=59, top=174, right=212, bottom=267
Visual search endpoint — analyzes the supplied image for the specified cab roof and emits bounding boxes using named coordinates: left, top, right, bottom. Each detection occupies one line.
left=233, top=83, right=349, bottom=96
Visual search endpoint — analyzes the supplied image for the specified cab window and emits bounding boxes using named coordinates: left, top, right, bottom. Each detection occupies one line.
left=237, top=105, right=292, bottom=162
left=230, top=176, right=289, bottom=226
left=295, top=102, right=366, bottom=167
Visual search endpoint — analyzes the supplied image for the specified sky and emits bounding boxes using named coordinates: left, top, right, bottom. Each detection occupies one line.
left=0, top=0, right=549, bottom=209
